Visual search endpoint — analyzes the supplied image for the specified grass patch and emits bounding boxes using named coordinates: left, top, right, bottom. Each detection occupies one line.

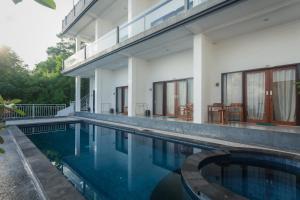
left=0, top=148, right=4, bottom=154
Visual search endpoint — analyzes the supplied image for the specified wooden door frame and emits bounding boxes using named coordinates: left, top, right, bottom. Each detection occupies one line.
left=222, top=63, right=299, bottom=125
left=153, top=78, right=193, bottom=117
left=244, top=69, right=270, bottom=123
left=116, top=86, right=128, bottom=114
left=269, top=65, right=297, bottom=125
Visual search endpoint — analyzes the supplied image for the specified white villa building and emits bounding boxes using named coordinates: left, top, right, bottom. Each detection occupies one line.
left=61, top=0, right=300, bottom=126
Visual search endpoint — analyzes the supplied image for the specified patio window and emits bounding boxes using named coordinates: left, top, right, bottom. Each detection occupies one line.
left=222, top=72, right=243, bottom=106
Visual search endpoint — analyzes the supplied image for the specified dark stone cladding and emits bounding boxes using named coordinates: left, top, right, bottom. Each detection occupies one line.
left=181, top=147, right=300, bottom=200
left=75, top=112, right=300, bottom=153
left=7, top=126, right=85, bottom=200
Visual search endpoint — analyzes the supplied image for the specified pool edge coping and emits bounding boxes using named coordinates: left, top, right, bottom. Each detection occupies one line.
left=7, top=125, right=85, bottom=200
left=181, top=148, right=300, bottom=200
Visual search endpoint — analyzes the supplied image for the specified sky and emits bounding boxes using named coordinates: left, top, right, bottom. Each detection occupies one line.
left=0, top=0, right=75, bottom=69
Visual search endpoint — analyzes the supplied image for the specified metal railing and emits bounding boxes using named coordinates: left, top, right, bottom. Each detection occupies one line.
left=62, top=0, right=94, bottom=32
left=136, top=103, right=149, bottom=116
left=63, top=0, right=227, bottom=71
left=20, top=124, right=67, bottom=136
left=1, top=104, right=66, bottom=120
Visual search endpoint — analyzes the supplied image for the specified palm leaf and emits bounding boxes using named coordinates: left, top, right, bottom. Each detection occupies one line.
left=11, top=0, right=22, bottom=4
left=9, top=99, right=22, bottom=104
left=11, top=0, right=56, bottom=9
left=34, top=0, right=56, bottom=9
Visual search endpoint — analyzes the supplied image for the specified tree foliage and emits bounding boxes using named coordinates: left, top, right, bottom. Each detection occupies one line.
left=0, top=39, right=77, bottom=105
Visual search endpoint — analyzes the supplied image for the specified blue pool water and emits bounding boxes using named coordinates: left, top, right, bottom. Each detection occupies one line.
left=202, top=160, right=300, bottom=200
left=20, top=122, right=210, bottom=200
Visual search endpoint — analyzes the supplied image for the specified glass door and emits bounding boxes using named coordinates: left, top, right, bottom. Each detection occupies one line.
left=177, top=80, right=188, bottom=116
left=116, top=86, right=128, bottom=114
left=245, top=66, right=296, bottom=124
left=246, top=71, right=269, bottom=122
left=154, top=82, right=164, bottom=115
left=271, top=67, right=296, bottom=124
left=166, top=82, right=176, bottom=116
left=123, top=87, right=128, bottom=114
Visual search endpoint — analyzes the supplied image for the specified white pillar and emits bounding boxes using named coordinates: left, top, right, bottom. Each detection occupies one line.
left=94, top=68, right=113, bottom=114
left=89, top=77, right=95, bottom=113
left=75, top=37, right=82, bottom=52
left=75, top=123, right=81, bottom=156
left=193, top=33, right=212, bottom=123
left=128, top=58, right=137, bottom=116
left=75, top=76, right=81, bottom=112
left=128, top=57, right=148, bottom=116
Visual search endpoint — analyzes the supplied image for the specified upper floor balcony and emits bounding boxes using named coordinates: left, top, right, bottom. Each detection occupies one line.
left=62, top=0, right=229, bottom=72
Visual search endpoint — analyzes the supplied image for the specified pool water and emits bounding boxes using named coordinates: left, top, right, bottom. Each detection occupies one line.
left=20, top=122, right=210, bottom=200
left=202, top=161, right=300, bottom=200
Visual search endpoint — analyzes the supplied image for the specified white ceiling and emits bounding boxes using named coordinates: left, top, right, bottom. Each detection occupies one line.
left=65, top=0, right=300, bottom=77
left=64, top=0, right=128, bottom=41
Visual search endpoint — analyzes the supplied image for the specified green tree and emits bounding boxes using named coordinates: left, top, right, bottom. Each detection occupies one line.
left=0, top=39, right=79, bottom=105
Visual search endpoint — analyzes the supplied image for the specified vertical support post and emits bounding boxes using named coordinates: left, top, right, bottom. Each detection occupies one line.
left=184, top=0, right=190, bottom=11
left=32, top=104, right=35, bottom=118
left=116, top=26, right=120, bottom=44
left=128, top=58, right=137, bottom=117
left=75, top=76, right=81, bottom=112
left=193, top=33, right=211, bottom=123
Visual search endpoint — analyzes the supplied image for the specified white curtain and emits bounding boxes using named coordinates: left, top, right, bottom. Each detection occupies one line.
left=187, top=79, right=193, bottom=104
left=116, top=88, right=122, bottom=113
left=154, top=83, right=164, bottom=115
left=247, top=72, right=265, bottom=120
left=124, top=87, right=128, bottom=108
left=178, top=81, right=187, bottom=106
left=272, top=69, right=296, bottom=122
left=167, top=82, right=175, bottom=115
left=224, top=72, right=243, bottom=106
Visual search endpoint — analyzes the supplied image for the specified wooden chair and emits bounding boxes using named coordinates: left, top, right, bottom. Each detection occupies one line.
left=176, top=104, right=193, bottom=121
left=225, top=103, right=244, bottom=122
left=208, top=103, right=226, bottom=124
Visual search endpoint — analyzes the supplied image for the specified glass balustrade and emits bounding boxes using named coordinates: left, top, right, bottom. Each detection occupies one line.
left=189, top=0, right=226, bottom=9
left=86, top=28, right=118, bottom=59
left=63, top=48, right=85, bottom=70
left=119, top=0, right=185, bottom=42
left=64, top=0, right=227, bottom=70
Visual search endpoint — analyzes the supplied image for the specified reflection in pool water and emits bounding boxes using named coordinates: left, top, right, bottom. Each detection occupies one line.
left=20, top=122, right=210, bottom=200
left=202, top=160, right=300, bottom=200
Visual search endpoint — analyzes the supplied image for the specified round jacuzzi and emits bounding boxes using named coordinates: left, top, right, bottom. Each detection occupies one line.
left=181, top=148, right=300, bottom=200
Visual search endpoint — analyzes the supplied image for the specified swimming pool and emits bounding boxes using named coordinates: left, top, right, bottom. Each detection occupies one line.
left=19, top=122, right=214, bottom=200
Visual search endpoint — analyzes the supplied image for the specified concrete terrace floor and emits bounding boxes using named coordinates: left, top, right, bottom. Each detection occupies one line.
left=0, top=129, right=42, bottom=200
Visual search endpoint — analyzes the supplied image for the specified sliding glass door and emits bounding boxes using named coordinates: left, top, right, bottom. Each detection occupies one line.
left=245, top=67, right=296, bottom=124
left=223, top=65, right=297, bottom=125
left=154, top=83, right=164, bottom=115
left=116, top=86, right=128, bottom=114
left=166, top=82, right=176, bottom=116
left=246, top=71, right=268, bottom=122
left=153, top=78, right=193, bottom=117
left=272, top=68, right=296, bottom=124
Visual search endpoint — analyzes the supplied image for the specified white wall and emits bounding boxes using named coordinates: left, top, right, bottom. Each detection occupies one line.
left=208, top=19, right=300, bottom=105
left=143, top=49, right=193, bottom=111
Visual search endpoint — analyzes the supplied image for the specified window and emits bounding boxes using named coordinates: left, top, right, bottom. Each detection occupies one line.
left=223, top=72, right=243, bottom=106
